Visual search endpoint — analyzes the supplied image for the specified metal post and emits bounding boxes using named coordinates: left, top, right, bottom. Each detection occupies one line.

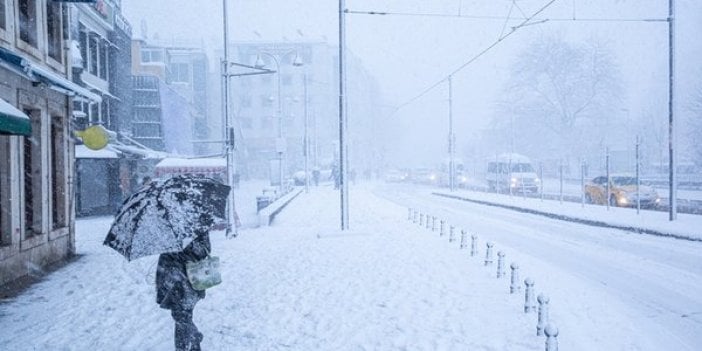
left=222, top=0, right=238, bottom=238
left=304, top=73, right=309, bottom=193
left=580, top=160, right=585, bottom=208
left=539, top=162, right=544, bottom=202
left=276, top=58, right=284, bottom=195
left=668, top=0, right=677, bottom=221
left=537, top=294, right=550, bottom=336
left=559, top=160, right=563, bottom=204
left=448, top=75, right=455, bottom=192
left=636, top=135, right=641, bottom=214
left=339, top=0, right=349, bottom=229
left=606, top=147, right=610, bottom=211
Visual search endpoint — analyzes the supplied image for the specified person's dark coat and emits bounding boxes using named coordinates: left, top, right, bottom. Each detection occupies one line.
left=156, top=232, right=211, bottom=310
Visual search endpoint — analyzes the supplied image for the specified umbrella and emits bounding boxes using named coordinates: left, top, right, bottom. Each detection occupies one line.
left=104, top=175, right=231, bottom=261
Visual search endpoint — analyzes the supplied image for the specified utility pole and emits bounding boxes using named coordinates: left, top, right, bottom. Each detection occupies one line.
left=304, top=73, right=309, bottom=193
left=448, top=75, right=455, bottom=192
left=668, top=0, right=677, bottom=221
left=222, top=0, right=238, bottom=238
left=339, top=0, right=349, bottom=230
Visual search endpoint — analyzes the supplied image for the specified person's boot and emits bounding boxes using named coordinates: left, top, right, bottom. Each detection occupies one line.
left=190, top=332, right=204, bottom=351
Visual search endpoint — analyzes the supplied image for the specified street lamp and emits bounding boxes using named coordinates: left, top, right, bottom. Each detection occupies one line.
left=254, top=50, right=303, bottom=193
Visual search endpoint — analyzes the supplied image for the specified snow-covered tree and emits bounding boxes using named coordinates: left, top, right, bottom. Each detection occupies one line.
left=494, top=34, right=622, bottom=162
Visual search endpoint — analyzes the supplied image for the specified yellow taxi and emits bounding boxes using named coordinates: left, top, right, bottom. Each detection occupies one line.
left=583, top=175, right=661, bottom=208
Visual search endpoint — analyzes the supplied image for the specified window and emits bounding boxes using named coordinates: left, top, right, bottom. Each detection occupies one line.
left=89, top=35, right=99, bottom=75
left=169, top=63, right=189, bottom=83
left=23, top=109, right=42, bottom=237
left=79, top=27, right=87, bottom=70
left=134, top=109, right=160, bottom=122
left=0, top=0, right=7, bottom=30
left=0, top=136, right=10, bottom=246
left=46, top=1, right=62, bottom=62
left=51, top=117, right=66, bottom=229
left=511, top=163, right=534, bottom=173
left=99, top=41, right=108, bottom=79
left=19, top=0, right=37, bottom=47
left=141, top=50, right=163, bottom=63
left=90, top=102, right=99, bottom=124
left=133, top=123, right=161, bottom=138
left=101, top=99, right=110, bottom=129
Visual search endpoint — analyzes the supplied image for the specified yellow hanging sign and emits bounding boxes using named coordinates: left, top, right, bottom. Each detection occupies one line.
left=75, top=125, right=109, bottom=150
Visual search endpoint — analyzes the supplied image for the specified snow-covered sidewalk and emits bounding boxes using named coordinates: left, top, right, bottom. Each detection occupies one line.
left=0, top=185, right=680, bottom=350
left=434, top=188, right=702, bottom=241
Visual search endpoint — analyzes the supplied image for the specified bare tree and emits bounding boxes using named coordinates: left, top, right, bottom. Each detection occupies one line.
left=688, top=85, right=702, bottom=167
left=495, top=34, right=622, bottom=161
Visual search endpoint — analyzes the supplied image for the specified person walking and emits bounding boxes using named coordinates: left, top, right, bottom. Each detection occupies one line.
left=312, top=168, right=320, bottom=187
left=156, top=230, right=211, bottom=351
left=331, top=164, right=340, bottom=189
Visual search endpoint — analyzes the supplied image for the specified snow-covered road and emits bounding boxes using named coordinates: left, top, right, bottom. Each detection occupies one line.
left=376, top=183, right=702, bottom=350
left=1, top=182, right=700, bottom=350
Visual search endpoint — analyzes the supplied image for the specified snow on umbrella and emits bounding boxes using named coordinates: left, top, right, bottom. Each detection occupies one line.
left=104, top=175, right=230, bottom=261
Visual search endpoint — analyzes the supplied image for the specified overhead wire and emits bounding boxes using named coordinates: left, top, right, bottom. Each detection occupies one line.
left=346, top=1, right=667, bottom=117
left=345, top=10, right=666, bottom=23
left=388, top=0, right=559, bottom=114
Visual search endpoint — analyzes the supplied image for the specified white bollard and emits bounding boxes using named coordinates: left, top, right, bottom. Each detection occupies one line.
left=408, top=208, right=412, bottom=220
left=413, top=210, right=418, bottom=223
left=431, top=216, right=436, bottom=231
left=496, top=251, right=506, bottom=278
left=460, top=230, right=467, bottom=249
left=524, top=278, right=536, bottom=313
left=426, top=215, right=431, bottom=229
left=440, top=220, right=445, bottom=236
left=537, top=294, right=550, bottom=336
left=449, top=226, right=455, bottom=242
left=510, top=262, right=520, bottom=294
left=545, top=323, right=559, bottom=351
left=484, top=242, right=494, bottom=266
left=470, top=234, right=478, bottom=256
left=419, top=213, right=424, bottom=226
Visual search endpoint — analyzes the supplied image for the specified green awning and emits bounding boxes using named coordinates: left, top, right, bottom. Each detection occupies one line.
left=0, top=98, right=31, bottom=136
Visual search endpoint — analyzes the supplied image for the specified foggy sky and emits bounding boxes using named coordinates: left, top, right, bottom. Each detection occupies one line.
left=122, top=0, right=702, bottom=167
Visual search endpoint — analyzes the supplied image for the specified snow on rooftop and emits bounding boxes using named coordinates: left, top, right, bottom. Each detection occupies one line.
left=75, top=144, right=120, bottom=159
left=155, top=157, right=226, bottom=168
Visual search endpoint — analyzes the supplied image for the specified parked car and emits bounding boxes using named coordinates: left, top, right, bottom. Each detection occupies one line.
left=411, top=168, right=439, bottom=185
left=583, top=175, right=660, bottom=208
left=384, top=169, right=408, bottom=182
left=486, top=153, right=540, bottom=193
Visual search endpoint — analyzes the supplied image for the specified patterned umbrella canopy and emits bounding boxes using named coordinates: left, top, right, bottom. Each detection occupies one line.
left=104, top=175, right=230, bottom=261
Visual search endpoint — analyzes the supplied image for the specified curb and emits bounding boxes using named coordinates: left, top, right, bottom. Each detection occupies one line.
left=258, top=188, right=304, bottom=227
left=432, top=192, right=702, bottom=242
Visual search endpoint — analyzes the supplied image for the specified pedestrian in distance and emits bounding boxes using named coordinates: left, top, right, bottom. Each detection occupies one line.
left=331, top=164, right=340, bottom=189
left=156, top=230, right=211, bottom=351
left=312, top=168, right=320, bottom=187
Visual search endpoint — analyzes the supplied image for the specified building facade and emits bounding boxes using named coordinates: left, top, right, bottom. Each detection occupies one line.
left=130, top=38, right=210, bottom=156
left=0, top=0, right=101, bottom=286
left=223, top=41, right=382, bottom=180
left=69, top=0, right=141, bottom=217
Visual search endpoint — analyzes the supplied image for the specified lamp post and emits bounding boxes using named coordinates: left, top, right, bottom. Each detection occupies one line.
left=303, top=72, right=310, bottom=193
left=221, top=0, right=237, bottom=238
left=255, top=51, right=303, bottom=193
left=448, top=75, right=456, bottom=192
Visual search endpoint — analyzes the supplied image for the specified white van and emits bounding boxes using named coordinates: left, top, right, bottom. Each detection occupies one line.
left=486, top=153, right=540, bottom=193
